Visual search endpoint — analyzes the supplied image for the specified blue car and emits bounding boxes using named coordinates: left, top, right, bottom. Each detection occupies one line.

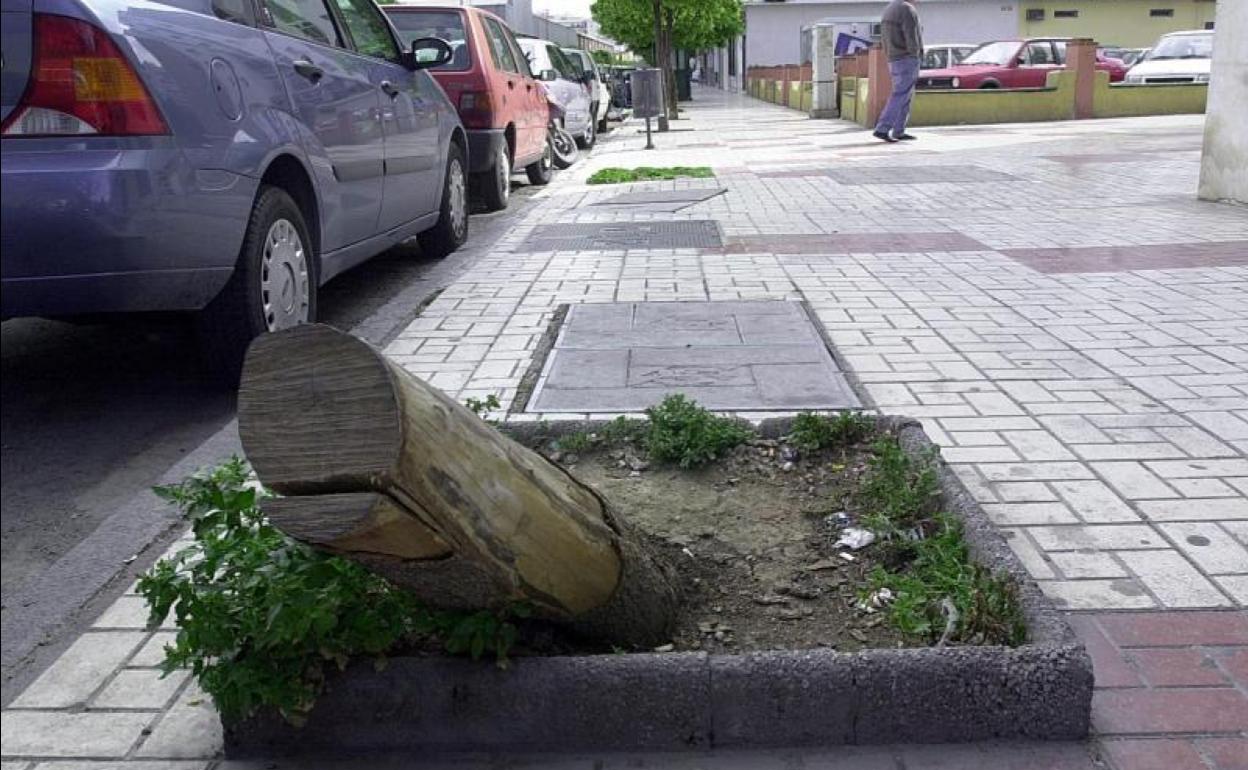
left=1, top=0, right=469, bottom=370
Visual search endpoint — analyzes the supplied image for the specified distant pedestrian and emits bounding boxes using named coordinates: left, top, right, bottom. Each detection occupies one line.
left=874, top=0, right=923, bottom=143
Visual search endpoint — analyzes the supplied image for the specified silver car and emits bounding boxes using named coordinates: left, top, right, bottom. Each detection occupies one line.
left=517, top=36, right=595, bottom=149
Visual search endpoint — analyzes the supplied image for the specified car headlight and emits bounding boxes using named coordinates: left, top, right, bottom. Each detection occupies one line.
left=951, top=77, right=961, bottom=88
left=1126, top=74, right=1143, bottom=83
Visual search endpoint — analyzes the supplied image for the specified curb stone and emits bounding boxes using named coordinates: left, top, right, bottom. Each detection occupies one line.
left=225, top=416, right=1093, bottom=756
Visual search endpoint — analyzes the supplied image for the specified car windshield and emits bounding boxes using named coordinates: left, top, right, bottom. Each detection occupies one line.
left=387, top=10, right=470, bottom=71
left=960, top=41, right=1019, bottom=66
left=564, top=50, right=588, bottom=77
left=1147, top=34, right=1213, bottom=60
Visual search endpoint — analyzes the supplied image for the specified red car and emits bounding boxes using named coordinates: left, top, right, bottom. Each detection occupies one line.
left=385, top=4, right=551, bottom=211
left=917, top=38, right=1129, bottom=90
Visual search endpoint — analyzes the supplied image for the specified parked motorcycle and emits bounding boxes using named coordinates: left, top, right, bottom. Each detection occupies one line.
left=546, top=97, right=579, bottom=170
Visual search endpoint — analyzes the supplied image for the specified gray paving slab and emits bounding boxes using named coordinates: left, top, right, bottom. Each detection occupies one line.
left=519, top=221, right=722, bottom=251
left=823, top=165, right=1019, bottom=184
left=532, top=301, right=859, bottom=413
left=594, top=188, right=726, bottom=206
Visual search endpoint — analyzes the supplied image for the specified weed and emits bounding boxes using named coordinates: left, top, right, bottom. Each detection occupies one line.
left=869, top=517, right=1026, bottom=646
left=855, top=438, right=1025, bottom=647
left=645, top=394, right=752, bottom=468
left=788, top=412, right=874, bottom=452
left=587, top=166, right=715, bottom=185
left=601, top=416, right=649, bottom=445
left=138, top=460, right=520, bottom=724
left=857, top=437, right=940, bottom=535
left=465, top=394, right=502, bottom=420
left=555, top=431, right=594, bottom=453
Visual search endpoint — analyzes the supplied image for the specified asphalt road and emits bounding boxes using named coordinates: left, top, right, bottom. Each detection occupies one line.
left=0, top=183, right=541, bottom=694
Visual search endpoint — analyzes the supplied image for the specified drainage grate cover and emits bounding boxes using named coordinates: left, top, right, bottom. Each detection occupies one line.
left=594, top=188, right=726, bottom=207
left=519, top=220, right=723, bottom=251
left=528, top=301, right=860, bottom=412
left=822, top=166, right=1017, bottom=184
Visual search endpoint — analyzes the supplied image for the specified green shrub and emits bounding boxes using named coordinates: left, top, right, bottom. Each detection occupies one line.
left=858, top=437, right=941, bottom=535
left=587, top=166, right=715, bottom=185
left=138, top=459, right=521, bottom=724
left=645, top=394, right=752, bottom=468
left=788, top=412, right=874, bottom=452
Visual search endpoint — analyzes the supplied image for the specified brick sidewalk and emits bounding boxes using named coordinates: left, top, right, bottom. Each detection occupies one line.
left=2, top=88, right=1245, bottom=768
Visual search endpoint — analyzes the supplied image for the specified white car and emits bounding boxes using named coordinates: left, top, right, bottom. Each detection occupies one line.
left=922, top=44, right=978, bottom=70
left=517, top=37, right=596, bottom=149
left=562, top=48, right=612, bottom=134
left=1125, top=30, right=1213, bottom=84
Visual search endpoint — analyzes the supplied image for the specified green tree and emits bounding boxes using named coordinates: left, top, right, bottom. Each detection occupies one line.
left=592, top=0, right=742, bottom=60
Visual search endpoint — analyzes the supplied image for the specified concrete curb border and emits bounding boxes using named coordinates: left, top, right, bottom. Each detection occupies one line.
left=224, top=416, right=1092, bottom=756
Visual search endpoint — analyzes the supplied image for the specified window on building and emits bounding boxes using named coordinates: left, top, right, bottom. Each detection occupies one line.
left=1204, top=21, right=1215, bottom=29
left=1150, top=8, right=1175, bottom=17
left=1054, top=10, right=1078, bottom=18
left=1026, top=8, right=1045, bottom=22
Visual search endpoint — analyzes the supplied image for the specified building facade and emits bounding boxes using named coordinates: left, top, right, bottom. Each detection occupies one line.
left=702, top=0, right=1220, bottom=90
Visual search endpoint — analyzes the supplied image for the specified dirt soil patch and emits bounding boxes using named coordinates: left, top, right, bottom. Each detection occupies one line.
left=551, top=434, right=913, bottom=654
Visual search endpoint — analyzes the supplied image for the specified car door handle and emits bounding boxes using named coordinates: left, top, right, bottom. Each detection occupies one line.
left=508, top=80, right=516, bottom=90
left=380, top=80, right=400, bottom=99
left=293, top=59, right=323, bottom=83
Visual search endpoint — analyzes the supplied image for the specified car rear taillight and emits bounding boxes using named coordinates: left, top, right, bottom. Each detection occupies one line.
left=457, top=91, right=494, bottom=129
left=1, top=14, right=168, bottom=137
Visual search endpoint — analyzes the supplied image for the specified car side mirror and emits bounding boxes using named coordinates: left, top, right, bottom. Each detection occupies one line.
left=1014, top=56, right=1026, bottom=66
left=541, top=69, right=558, bottom=82
left=409, top=37, right=453, bottom=70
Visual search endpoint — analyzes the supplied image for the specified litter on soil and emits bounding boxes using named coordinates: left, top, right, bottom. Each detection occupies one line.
left=559, top=434, right=918, bottom=654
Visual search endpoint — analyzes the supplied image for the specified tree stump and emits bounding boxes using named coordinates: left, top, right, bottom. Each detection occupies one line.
left=237, top=324, right=678, bottom=647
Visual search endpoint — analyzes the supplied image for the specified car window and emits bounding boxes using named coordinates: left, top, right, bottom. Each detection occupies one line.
left=387, top=10, right=471, bottom=71
left=264, top=0, right=343, bottom=47
left=1147, top=33, right=1213, bottom=60
left=922, top=48, right=947, bottom=69
left=548, top=45, right=578, bottom=80
left=1025, top=41, right=1055, bottom=65
left=505, top=30, right=533, bottom=77
left=1053, top=40, right=1067, bottom=64
left=952, top=47, right=974, bottom=63
left=483, top=17, right=520, bottom=73
left=332, top=0, right=399, bottom=62
left=563, top=49, right=587, bottom=77
left=963, top=41, right=1019, bottom=66
left=518, top=40, right=545, bottom=74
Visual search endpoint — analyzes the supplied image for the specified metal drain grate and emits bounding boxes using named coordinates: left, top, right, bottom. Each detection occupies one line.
left=519, top=220, right=723, bottom=251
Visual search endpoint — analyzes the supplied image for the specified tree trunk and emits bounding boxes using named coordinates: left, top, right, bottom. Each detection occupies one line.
left=237, top=324, right=678, bottom=647
left=663, top=10, right=679, bottom=120
left=653, top=0, right=669, bottom=131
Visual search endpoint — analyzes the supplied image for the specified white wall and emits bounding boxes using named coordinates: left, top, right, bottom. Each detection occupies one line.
left=1198, top=0, right=1247, bottom=204
left=742, top=0, right=1018, bottom=67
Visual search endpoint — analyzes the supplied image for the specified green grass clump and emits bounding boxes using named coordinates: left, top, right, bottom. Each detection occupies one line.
left=587, top=166, right=715, bottom=185
left=645, top=394, right=752, bottom=468
left=858, top=438, right=1026, bottom=647
left=788, top=411, right=874, bottom=452
left=138, top=459, right=523, bottom=724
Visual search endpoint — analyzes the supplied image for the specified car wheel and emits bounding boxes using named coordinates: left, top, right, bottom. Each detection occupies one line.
left=526, top=134, right=554, bottom=185
left=478, top=143, right=510, bottom=212
left=576, top=115, right=596, bottom=150
left=197, top=184, right=316, bottom=382
left=418, top=142, right=469, bottom=259
left=978, top=81, right=999, bottom=89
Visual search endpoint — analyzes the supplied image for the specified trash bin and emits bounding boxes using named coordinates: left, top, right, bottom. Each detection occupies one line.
left=675, top=68, right=692, bottom=101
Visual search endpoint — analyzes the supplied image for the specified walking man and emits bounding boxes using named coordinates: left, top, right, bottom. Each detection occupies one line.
left=874, top=0, right=923, bottom=142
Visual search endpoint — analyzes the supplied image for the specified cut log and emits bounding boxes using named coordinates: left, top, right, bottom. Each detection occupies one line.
left=238, top=324, right=678, bottom=647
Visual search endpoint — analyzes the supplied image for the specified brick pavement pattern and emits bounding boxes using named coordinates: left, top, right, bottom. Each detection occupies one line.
left=3, top=88, right=1246, bottom=769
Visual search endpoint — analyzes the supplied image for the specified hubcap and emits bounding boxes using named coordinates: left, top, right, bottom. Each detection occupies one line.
left=498, top=147, right=510, bottom=202
left=449, top=159, right=467, bottom=237
left=260, top=218, right=309, bottom=332
left=542, top=137, right=553, bottom=170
